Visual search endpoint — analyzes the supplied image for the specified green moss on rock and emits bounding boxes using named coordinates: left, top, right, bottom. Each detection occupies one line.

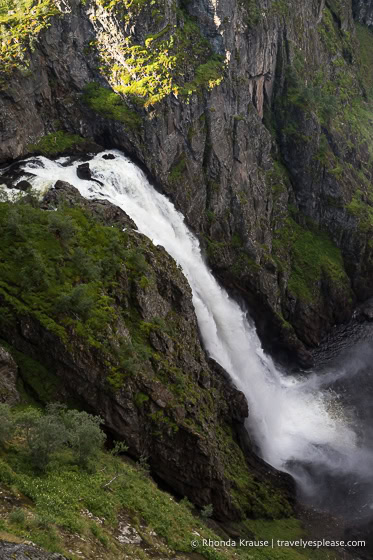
left=27, top=131, right=86, bottom=156
left=273, top=218, right=351, bottom=303
left=93, top=6, right=224, bottom=106
left=82, top=83, right=142, bottom=130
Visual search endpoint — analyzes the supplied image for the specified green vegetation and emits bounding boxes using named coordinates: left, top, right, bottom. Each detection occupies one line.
left=169, top=154, right=186, bottom=184
left=216, top=425, right=292, bottom=519
left=94, top=6, right=225, bottom=106
left=318, top=7, right=339, bottom=55
left=239, top=0, right=261, bottom=26
left=356, top=24, right=373, bottom=95
left=265, top=161, right=288, bottom=199
left=27, top=131, right=86, bottom=156
left=276, top=16, right=373, bottom=221
left=346, top=190, right=373, bottom=233
left=0, top=404, right=105, bottom=472
left=0, top=406, right=338, bottom=560
left=181, top=55, right=225, bottom=97
left=273, top=218, right=351, bottom=303
left=82, top=83, right=142, bottom=130
left=0, top=0, right=59, bottom=75
left=270, top=0, right=290, bottom=17
left=0, top=196, right=153, bottom=388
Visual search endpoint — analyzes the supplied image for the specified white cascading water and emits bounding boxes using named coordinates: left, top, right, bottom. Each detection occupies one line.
left=14, top=150, right=373, bottom=505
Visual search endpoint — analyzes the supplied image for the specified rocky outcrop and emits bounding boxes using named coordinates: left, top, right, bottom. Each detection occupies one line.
left=353, top=0, right=373, bottom=26
left=0, top=541, right=66, bottom=560
left=0, top=346, right=20, bottom=405
left=1, top=0, right=372, bottom=368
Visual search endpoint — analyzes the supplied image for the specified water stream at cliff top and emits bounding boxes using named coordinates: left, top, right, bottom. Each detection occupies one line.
left=13, top=150, right=373, bottom=517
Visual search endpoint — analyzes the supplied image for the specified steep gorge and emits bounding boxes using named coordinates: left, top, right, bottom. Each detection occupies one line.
left=1, top=0, right=373, bottom=367
left=1, top=1, right=373, bottom=557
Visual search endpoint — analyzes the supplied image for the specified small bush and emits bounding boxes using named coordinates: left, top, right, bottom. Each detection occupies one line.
left=28, top=414, right=68, bottom=471
left=0, top=403, right=14, bottom=446
left=33, top=513, right=56, bottom=529
left=64, top=409, right=106, bottom=469
left=9, top=508, right=26, bottom=525
left=201, top=503, right=213, bottom=518
left=48, top=212, right=76, bottom=243
left=55, top=284, right=95, bottom=321
left=10, top=405, right=106, bottom=473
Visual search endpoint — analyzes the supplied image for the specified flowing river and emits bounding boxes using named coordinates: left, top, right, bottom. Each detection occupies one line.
left=10, top=150, right=373, bottom=519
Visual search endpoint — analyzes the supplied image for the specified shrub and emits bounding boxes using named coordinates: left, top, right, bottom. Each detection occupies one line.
left=55, top=284, right=95, bottom=320
left=11, top=405, right=107, bottom=473
left=0, top=403, right=14, bottom=446
left=201, top=503, right=213, bottom=518
left=47, top=212, right=76, bottom=243
left=15, top=406, right=42, bottom=445
left=64, top=409, right=106, bottom=469
left=9, top=508, right=26, bottom=525
left=28, top=132, right=85, bottom=156
left=28, top=414, right=68, bottom=471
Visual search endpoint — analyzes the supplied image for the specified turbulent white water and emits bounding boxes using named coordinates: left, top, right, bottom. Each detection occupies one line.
left=14, top=150, right=373, bottom=504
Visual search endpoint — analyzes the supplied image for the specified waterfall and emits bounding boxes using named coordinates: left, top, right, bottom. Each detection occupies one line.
left=14, top=150, right=373, bottom=514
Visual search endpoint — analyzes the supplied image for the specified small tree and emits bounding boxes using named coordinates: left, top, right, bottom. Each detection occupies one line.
left=0, top=404, right=14, bottom=447
left=28, top=414, right=68, bottom=471
left=71, top=247, right=101, bottom=281
left=201, top=504, right=213, bottom=519
left=64, top=410, right=106, bottom=470
left=47, top=212, right=76, bottom=244
left=15, top=407, right=41, bottom=445
left=55, top=284, right=95, bottom=320
left=12, top=404, right=106, bottom=472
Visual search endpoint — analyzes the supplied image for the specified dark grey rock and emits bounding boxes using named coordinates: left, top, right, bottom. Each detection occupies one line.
left=0, top=346, right=20, bottom=405
left=0, top=541, right=66, bottom=559
left=359, top=298, right=373, bottom=321
left=42, top=180, right=137, bottom=230
left=76, top=162, right=92, bottom=181
left=16, top=180, right=32, bottom=191
left=352, top=0, right=373, bottom=27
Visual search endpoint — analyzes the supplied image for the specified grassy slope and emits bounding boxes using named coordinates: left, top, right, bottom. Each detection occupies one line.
left=0, top=440, right=339, bottom=560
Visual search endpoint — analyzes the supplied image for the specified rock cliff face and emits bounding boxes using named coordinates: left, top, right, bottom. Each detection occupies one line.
left=0, top=346, right=20, bottom=404
left=353, top=0, right=373, bottom=26
left=1, top=0, right=373, bottom=366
